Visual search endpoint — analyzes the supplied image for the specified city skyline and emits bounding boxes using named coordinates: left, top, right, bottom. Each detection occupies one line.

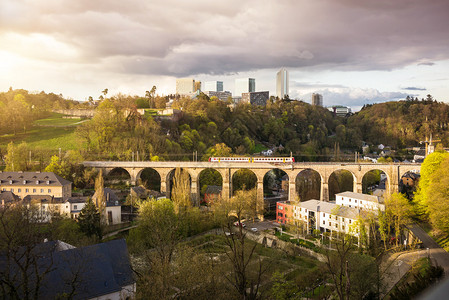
left=1, top=0, right=449, bottom=110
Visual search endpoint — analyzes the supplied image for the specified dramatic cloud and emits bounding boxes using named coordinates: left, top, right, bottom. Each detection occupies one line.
left=1, top=0, right=448, bottom=102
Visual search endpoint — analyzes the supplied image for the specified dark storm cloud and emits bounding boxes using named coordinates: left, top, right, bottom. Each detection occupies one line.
left=402, top=87, right=427, bottom=91
left=1, top=0, right=449, bottom=77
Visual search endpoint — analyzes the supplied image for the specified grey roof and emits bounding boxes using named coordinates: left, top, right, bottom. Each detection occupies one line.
left=93, top=188, right=121, bottom=207
left=205, top=185, right=222, bottom=194
left=22, top=195, right=64, bottom=204
left=336, top=191, right=382, bottom=203
left=0, top=171, right=72, bottom=187
left=299, top=199, right=364, bottom=219
left=0, top=239, right=134, bottom=299
left=0, top=191, right=20, bottom=203
left=66, top=196, right=88, bottom=204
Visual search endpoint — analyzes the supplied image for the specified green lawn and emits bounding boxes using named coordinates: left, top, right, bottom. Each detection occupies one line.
left=0, top=113, right=83, bottom=151
left=33, top=113, right=83, bottom=126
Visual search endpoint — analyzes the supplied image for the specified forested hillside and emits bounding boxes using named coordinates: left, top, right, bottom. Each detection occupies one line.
left=346, top=95, right=449, bottom=148
left=2, top=88, right=449, bottom=165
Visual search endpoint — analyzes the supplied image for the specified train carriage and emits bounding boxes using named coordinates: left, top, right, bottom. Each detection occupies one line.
left=209, top=157, right=294, bottom=163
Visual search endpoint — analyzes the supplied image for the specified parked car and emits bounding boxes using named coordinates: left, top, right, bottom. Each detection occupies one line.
left=234, top=221, right=246, bottom=228
left=251, top=228, right=258, bottom=232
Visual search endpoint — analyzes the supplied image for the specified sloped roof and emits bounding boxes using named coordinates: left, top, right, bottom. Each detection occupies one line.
left=0, top=191, right=20, bottom=203
left=205, top=185, right=222, bottom=194
left=0, top=172, right=72, bottom=187
left=66, top=196, right=88, bottom=204
left=336, top=191, right=382, bottom=203
left=22, top=195, right=64, bottom=204
left=298, top=199, right=364, bottom=219
left=0, top=239, right=134, bottom=299
left=93, top=188, right=121, bottom=207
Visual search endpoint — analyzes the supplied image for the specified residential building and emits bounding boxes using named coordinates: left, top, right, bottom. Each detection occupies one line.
left=92, top=188, right=122, bottom=224
left=276, top=68, right=289, bottom=99
left=61, top=197, right=88, bottom=219
left=276, top=201, right=295, bottom=225
left=203, top=185, right=222, bottom=204
left=0, top=191, right=20, bottom=207
left=311, top=93, right=323, bottom=106
left=277, top=199, right=365, bottom=236
left=22, top=195, right=65, bottom=222
left=204, top=81, right=223, bottom=92
left=241, top=91, right=269, bottom=106
left=176, top=78, right=196, bottom=95
left=0, top=239, right=135, bottom=299
left=0, top=171, right=72, bottom=200
left=335, top=191, right=385, bottom=212
left=204, top=90, right=232, bottom=102
left=327, top=105, right=352, bottom=117
left=235, top=78, right=255, bottom=97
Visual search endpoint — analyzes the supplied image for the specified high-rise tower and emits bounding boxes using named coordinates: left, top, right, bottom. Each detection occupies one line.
left=276, top=68, right=289, bottom=99
left=235, top=78, right=255, bottom=97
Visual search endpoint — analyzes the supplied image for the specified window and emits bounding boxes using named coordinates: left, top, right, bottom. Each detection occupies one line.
left=323, top=220, right=325, bottom=225
left=10, top=188, right=14, bottom=192
left=322, top=213, right=325, bottom=217
left=342, top=225, right=345, bottom=230
left=278, top=206, right=283, bottom=210
left=349, top=220, right=352, bottom=224
left=18, top=188, right=21, bottom=192
left=329, top=222, right=332, bottom=226
left=355, top=200, right=357, bottom=203
left=349, top=205, right=351, bottom=207
left=74, top=205, right=77, bottom=210
left=40, top=189, right=44, bottom=193
left=349, top=199, right=351, bottom=202
left=33, top=189, right=36, bottom=193
left=26, top=189, right=29, bottom=193
left=48, top=189, right=51, bottom=193
left=335, top=223, right=338, bottom=228
left=360, top=201, right=363, bottom=204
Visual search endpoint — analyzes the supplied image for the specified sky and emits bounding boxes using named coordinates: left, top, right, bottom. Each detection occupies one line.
left=1, top=0, right=449, bottom=110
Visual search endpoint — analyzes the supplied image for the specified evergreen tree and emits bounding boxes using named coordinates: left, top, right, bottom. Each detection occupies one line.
left=78, top=198, right=102, bottom=241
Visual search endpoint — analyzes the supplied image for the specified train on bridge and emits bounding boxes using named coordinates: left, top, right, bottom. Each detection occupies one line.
left=208, top=157, right=295, bottom=163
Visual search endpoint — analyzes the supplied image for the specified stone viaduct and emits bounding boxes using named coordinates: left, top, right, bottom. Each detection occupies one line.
left=83, top=161, right=420, bottom=203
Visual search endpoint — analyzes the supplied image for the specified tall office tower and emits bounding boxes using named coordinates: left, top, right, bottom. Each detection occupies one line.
left=276, top=68, right=289, bottom=99
left=176, top=78, right=195, bottom=95
left=194, top=81, right=201, bottom=92
left=235, top=78, right=255, bottom=97
left=204, top=81, right=223, bottom=92
left=312, top=93, right=323, bottom=106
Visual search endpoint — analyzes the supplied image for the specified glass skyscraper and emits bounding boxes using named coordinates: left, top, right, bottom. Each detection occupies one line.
left=204, top=81, right=223, bottom=92
left=276, top=68, right=289, bottom=99
left=235, top=78, right=255, bottom=97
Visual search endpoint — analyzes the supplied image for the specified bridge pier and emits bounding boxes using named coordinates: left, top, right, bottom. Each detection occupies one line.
left=354, top=181, right=363, bottom=194
left=288, top=178, right=297, bottom=202
left=320, top=182, right=329, bottom=202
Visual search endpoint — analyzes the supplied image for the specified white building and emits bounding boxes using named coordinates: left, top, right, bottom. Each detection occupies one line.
left=335, top=191, right=385, bottom=212
left=204, top=81, right=223, bottom=92
left=235, top=78, right=255, bottom=97
left=276, top=68, right=289, bottom=99
left=176, top=78, right=196, bottom=95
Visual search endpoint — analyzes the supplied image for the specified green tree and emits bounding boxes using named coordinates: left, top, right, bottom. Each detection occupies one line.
left=5, top=142, right=29, bottom=171
left=386, top=193, right=413, bottom=247
left=78, top=198, right=102, bottom=241
left=171, top=168, right=192, bottom=210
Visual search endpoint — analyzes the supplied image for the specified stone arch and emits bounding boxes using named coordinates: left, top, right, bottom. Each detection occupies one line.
left=231, top=169, right=257, bottom=195
left=328, top=169, right=356, bottom=201
left=137, top=167, right=161, bottom=192
left=296, top=169, right=322, bottom=202
left=167, top=168, right=192, bottom=203
left=362, top=169, right=389, bottom=196
left=105, top=167, right=131, bottom=186
left=198, top=168, right=223, bottom=204
left=263, top=168, right=289, bottom=211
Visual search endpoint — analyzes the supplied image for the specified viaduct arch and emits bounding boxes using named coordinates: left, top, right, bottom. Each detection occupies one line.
left=88, top=161, right=420, bottom=204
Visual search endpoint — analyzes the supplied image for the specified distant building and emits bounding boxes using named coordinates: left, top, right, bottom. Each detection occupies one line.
left=204, top=81, right=223, bottom=92
left=204, top=90, right=232, bottom=102
left=203, top=185, right=222, bottom=204
left=176, top=78, right=196, bottom=95
left=312, top=93, right=323, bottom=106
left=241, top=91, right=269, bottom=106
left=194, top=81, right=201, bottom=92
left=335, top=191, right=385, bottom=212
left=92, top=188, right=122, bottom=225
left=327, top=105, right=352, bottom=117
left=276, top=68, right=289, bottom=99
left=235, top=78, right=255, bottom=97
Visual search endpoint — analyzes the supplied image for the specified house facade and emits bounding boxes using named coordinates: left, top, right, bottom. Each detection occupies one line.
left=335, top=191, right=385, bottom=212
left=0, top=171, right=72, bottom=200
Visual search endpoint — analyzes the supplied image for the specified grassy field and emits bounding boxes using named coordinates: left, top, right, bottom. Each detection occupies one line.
left=0, top=113, right=84, bottom=151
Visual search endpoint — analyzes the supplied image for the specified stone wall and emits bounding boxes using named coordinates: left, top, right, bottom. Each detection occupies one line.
left=53, top=109, right=95, bottom=118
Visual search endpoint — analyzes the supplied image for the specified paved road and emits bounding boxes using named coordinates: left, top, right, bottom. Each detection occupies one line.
left=408, top=223, right=449, bottom=274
